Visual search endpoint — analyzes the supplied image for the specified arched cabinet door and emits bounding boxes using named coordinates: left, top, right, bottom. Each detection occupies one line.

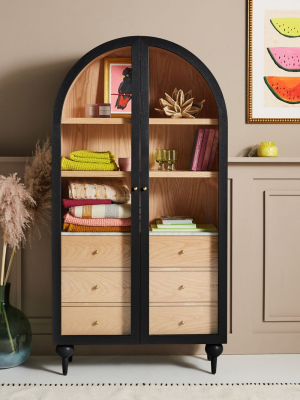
left=52, top=37, right=141, bottom=345
left=139, top=37, right=228, bottom=346
left=52, top=36, right=227, bottom=351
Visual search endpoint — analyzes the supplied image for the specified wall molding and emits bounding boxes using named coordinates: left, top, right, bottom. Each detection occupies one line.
left=264, top=191, right=300, bottom=322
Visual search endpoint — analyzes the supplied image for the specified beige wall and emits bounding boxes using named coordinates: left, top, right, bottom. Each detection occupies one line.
left=0, top=0, right=299, bottom=157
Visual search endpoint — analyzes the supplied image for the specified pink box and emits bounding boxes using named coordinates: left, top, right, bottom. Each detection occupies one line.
left=118, top=157, right=131, bottom=171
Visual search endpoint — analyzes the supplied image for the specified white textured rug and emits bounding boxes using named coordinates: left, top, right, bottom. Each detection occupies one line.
left=1, top=383, right=300, bottom=400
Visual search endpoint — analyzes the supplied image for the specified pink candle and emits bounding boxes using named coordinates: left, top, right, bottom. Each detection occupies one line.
left=97, top=103, right=111, bottom=118
left=85, top=104, right=98, bottom=118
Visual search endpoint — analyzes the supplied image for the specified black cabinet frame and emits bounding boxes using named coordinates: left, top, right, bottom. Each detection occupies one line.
left=52, top=36, right=228, bottom=347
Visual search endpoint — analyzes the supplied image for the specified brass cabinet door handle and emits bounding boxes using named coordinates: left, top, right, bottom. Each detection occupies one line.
left=142, top=187, right=147, bottom=191
left=133, top=187, right=138, bottom=191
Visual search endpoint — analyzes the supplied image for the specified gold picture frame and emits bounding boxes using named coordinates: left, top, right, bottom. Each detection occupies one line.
left=248, top=0, right=300, bottom=124
left=104, top=58, right=132, bottom=118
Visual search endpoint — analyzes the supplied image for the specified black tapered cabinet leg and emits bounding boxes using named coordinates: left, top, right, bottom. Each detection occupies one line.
left=205, top=344, right=223, bottom=374
left=56, top=345, right=74, bottom=376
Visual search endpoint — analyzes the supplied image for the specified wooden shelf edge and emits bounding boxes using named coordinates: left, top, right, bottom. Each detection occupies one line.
left=61, top=118, right=218, bottom=126
left=61, top=171, right=131, bottom=177
left=149, top=231, right=218, bottom=236
left=149, top=118, right=218, bottom=125
left=149, top=170, right=218, bottom=178
left=61, top=118, right=131, bottom=125
left=61, top=170, right=217, bottom=178
left=61, top=232, right=131, bottom=236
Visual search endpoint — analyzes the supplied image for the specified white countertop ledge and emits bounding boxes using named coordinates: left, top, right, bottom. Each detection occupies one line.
left=228, top=157, right=300, bottom=163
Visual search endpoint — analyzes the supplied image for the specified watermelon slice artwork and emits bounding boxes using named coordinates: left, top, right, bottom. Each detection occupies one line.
left=270, top=18, right=300, bottom=37
left=264, top=76, right=300, bottom=104
left=267, top=48, right=300, bottom=72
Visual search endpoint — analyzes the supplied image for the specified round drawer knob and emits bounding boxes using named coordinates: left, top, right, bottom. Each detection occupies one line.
left=133, top=187, right=138, bottom=191
left=95, top=285, right=99, bottom=289
left=142, top=187, right=147, bottom=191
left=179, top=250, right=185, bottom=255
left=95, top=321, right=99, bottom=325
left=94, top=250, right=99, bottom=255
left=179, top=321, right=185, bottom=326
left=179, top=285, right=185, bottom=290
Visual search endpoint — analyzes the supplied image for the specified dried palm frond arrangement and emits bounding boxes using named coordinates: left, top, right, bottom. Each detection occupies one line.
left=155, top=88, right=205, bottom=118
left=24, top=138, right=52, bottom=242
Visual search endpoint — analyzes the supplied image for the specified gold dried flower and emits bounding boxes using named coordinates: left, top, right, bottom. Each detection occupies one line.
left=155, top=88, right=205, bottom=119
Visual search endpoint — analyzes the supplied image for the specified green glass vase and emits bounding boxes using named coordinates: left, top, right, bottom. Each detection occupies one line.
left=0, top=283, right=32, bottom=368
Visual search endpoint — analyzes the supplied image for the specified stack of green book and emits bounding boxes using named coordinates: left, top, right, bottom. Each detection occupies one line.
left=151, top=218, right=217, bottom=233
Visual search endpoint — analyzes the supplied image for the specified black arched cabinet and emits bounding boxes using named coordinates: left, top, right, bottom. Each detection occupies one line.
left=52, top=36, right=227, bottom=376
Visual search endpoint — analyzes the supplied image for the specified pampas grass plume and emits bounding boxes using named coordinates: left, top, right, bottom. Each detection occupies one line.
left=24, top=138, right=52, bottom=242
left=0, top=173, right=35, bottom=248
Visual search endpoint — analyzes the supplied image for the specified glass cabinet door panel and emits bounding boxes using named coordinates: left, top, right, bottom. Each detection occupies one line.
left=146, top=46, right=219, bottom=336
left=58, top=45, right=140, bottom=339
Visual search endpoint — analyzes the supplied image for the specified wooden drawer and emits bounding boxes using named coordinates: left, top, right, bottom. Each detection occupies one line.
left=149, top=306, right=217, bottom=335
left=61, top=236, right=131, bottom=267
left=149, top=237, right=218, bottom=267
left=62, top=271, right=131, bottom=303
left=149, top=271, right=218, bottom=303
left=61, top=306, right=131, bottom=335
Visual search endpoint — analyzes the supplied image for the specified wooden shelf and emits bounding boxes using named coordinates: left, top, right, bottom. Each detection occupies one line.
left=149, top=170, right=218, bottom=178
left=61, top=170, right=217, bottom=178
left=149, top=118, right=218, bottom=125
left=61, top=232, right=131, bottom=236
left=61, top=118, right=130, bottom=125
left=61, top=118, right=218, bottom=126
left=149, top=230, right=218, bottom=236
left=61, top=171, right=131, bottom=178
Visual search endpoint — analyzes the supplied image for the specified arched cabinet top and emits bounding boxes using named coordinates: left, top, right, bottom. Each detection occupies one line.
left=52, top=36, right=227, bottom=130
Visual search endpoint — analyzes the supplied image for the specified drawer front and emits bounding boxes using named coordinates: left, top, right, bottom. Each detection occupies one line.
left=149, top=271, right=218, bottom=303
left=149, top=237, right=218, bottom=267
left=149, top=306, right=218, bottom=335
left=61, top=236, right=131, bottom=267
left=61, top=306, right=131, bottom=335
left=62, top=271, right=131, bottom=303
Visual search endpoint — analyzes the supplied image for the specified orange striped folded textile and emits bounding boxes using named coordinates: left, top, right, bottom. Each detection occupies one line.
left=62, top=223, right=131, bottom=232
left=64, top=212, right=131, bottom=226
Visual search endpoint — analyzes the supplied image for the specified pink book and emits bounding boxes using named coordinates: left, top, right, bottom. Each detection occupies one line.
left=207, top=129, right=219, bottom=171
left=201, top=129, right=215, bottom=171
left=189, top=129, right=205, bottom=171
left=196, top=129, right=210, bottom=170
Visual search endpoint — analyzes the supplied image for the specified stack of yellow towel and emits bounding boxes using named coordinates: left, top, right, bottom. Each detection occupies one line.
left=61, top=150, right=118, bottom=171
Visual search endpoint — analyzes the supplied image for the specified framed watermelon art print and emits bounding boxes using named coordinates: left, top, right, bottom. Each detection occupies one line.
left=248, top=0, right=300, bottom=123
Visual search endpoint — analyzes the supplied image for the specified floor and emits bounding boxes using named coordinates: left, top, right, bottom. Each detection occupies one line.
left=1, top=355, right=299, bottom=385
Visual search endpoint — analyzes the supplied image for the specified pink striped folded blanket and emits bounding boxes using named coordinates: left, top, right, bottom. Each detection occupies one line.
left=63, top=213, right=131, bottom=227
left=62, top=199, right=112, bottom=208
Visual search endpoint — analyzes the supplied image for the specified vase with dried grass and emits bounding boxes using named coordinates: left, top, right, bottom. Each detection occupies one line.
left=0, top=138, right=52, bottom=368
left=0, top=174, right=35, bottom=368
